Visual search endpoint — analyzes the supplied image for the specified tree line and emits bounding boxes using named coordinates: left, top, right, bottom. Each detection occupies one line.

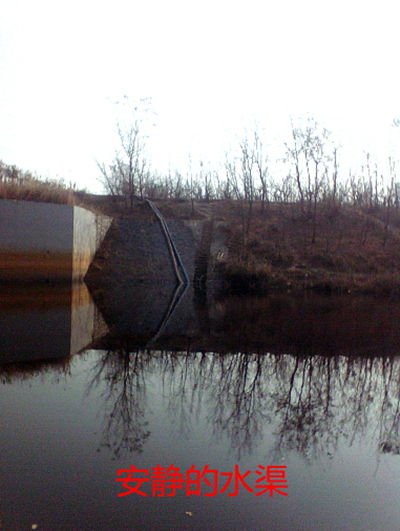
left=98, top=113, right=400, bottom=215
left=98, top=110, right=400, bottom=257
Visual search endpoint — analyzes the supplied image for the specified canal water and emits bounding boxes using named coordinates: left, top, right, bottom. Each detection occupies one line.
left=0, top=283, right=399, bottom=530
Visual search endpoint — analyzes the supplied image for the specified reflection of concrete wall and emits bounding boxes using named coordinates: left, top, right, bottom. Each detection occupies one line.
left=70, top=282, right=108, bottom=356
left=0, top=283, right=108, bottom=365
left=0, top=307, right=71, bottom=363
left=0, top=286, right=72, bottom=363
left=0, top=199, right=111, bottom=282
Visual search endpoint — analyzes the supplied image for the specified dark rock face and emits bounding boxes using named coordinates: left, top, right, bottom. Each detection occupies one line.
left=106, top=218, right=176, bottom=281
left=87, top=217, right=204, bottom=285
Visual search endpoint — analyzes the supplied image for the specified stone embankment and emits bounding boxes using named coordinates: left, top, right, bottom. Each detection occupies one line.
left=86, top=201, right=226, bottom=287
left=85, top=201, right=228, bottom=345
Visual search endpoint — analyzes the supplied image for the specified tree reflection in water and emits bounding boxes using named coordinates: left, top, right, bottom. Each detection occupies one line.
left=87, top=350, right=400, bottom=460
left=88, top=348, right=151, bottom=457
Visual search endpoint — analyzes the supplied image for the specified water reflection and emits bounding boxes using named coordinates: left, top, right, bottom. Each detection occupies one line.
left=89, top=286, right=400, bottom=356
left=1, top=282, right=400, bottom=460
left=86, top=282, right=400, bottom=462
left=1, top=284, right=400, bottom=529
left=88, top=349, right=151, bottom=456
left=0, top=283, right=107, bottom=365
left=87, top=350, right=400, bottom=460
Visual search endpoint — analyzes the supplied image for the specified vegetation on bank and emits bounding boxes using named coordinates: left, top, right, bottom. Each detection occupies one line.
left=0, top=160, right=78, bottom=204
left=132, top=196, right=400, bottom=297
left=85, top=194, right=400, bottom=296
left=95, top=110, right=400, bottom=296
left=211, top=200, right=400, bottom=296
left=3, top=110, right=400, bottom=296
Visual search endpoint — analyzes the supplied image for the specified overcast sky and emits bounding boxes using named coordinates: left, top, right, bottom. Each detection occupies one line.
left=1, top=0, right=400, bottom=192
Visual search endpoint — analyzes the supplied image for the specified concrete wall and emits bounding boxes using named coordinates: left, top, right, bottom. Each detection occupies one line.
left=72, top=205, right=112, bottom=281
left=0, top=199, right=111, bottom=282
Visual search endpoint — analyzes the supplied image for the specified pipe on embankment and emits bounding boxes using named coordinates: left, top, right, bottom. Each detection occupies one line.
left=146, top=199, right=190, bottom=287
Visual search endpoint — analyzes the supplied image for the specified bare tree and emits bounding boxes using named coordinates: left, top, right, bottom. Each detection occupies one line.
left=225, top=147, right=251, bottom=256
left=253, top=130, right=270, bottom=212
left=224, top=129, right=271, bottom=256
left=286, top=117, right=333, bottom=242
left=98, top=99, right=152, bottom=208
left=286, top=119, right=305, bottom=210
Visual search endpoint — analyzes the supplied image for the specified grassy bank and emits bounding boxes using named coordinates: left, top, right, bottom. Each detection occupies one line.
left=0, top=160, right=79, bottom=205
left=3, top=155, right=399, bottom=297
left=89, top=196, right=400, bottom=296
left=85, top=194, right=400, bottom=295
left=209, top=200, right=400, bottom=296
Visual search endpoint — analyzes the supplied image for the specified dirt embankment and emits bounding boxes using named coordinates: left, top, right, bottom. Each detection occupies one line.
left=85, top=197, right=400, bottom=297
left=209, top=200, right=400, bottom=296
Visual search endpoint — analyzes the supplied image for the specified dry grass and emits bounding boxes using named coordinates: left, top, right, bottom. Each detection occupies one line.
left=0, top=160, right=77, bottom=204
left=0, top=178, right=75, bottom=204
left=99, top=196, right=400, bottom=294
left=212, top=200, right=400, bottom=295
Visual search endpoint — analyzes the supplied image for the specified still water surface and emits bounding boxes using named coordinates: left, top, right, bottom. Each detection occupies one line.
left=0, top=284, right=399, bottom=530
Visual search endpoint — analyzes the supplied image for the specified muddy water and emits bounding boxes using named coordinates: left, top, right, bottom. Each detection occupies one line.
left=0, top=284, right=399, bottom=530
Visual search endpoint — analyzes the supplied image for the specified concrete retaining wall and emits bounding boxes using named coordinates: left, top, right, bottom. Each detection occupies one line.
left=73, top=206, right=112, bottom=280
left=0, top=199, right=112, bottom=282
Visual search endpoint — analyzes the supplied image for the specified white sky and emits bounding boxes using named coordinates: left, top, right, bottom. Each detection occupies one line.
left=1, top=0, right=400, bottom=192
